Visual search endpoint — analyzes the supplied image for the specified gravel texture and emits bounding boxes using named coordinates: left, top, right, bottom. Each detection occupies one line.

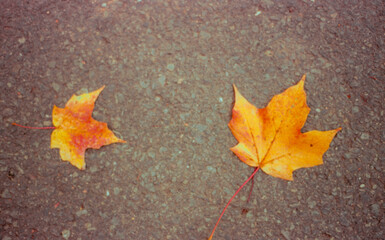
left=1, top=0, right=384, bottom=239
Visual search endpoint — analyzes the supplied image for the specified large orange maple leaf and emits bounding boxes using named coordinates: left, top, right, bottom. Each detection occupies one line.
left=229, top=75, right=341, bottom=180
left=209, top=75, right=341, bottom=240
left=51, top=86, right=126, bottom=170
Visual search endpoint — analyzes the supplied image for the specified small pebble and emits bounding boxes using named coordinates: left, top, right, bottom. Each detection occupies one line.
left=158, top=74, right=166, bottom=86
left=113, top=187, right=121, bottom=195
left=139, top=80, right=149, bottom=88
left=76, top=209, right=88, bottom=217
left=371, top=203, right=380, bottom=216
left=1, top=189, right=11, bottom=198
left=43, top=121, right=52, bottom=127
left=52, top=82, right=61, bottom=93
left=200, top=31, right=211, bottom=39
left=89, top=166, right=98, bottom=173
left=360, top=133, right=370, bottom=140
left=159, top=147, right=167, bottom=153
left=48, top=61, right=56, bottom=68
left=62, top=229, right=70, bottom=240
left=281, top=230, right=290, bottom=240
left=18, top=37, right=26, bottom=44
left=206, top=166, right=216, bottom=173
left=167, top=63, right=175, bottom=71
left=350, top=79, right=360, bottom=87
left=85, top=222, right=96, bottom=231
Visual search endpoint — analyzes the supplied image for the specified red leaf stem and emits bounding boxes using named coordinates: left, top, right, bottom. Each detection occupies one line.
left=12, top=122, right=56, bottom=129
left=208, top=167, right=260, bottom=240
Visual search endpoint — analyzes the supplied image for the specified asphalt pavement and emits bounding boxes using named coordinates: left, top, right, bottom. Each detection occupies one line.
left=1, top=0, right=384, bottom=239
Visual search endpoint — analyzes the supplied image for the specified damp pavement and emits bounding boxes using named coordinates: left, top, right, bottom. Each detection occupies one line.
left=0, top=1, right=384, bottom=239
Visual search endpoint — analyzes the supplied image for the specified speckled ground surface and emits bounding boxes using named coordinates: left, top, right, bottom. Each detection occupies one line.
left=1, top=0, right=384, bottom=239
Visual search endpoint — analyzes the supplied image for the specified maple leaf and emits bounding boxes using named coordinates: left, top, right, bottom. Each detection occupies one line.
left=51, top=86, right=126, bottom=170
left=228, top=75, right=341, bottom=180
left=208, top=75, right=341, bottom=240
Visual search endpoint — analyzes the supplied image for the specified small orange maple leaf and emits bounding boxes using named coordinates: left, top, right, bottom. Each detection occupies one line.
left=229, top=75, right=341, bottom=180
left=51, top=86, right=126, bottom=170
